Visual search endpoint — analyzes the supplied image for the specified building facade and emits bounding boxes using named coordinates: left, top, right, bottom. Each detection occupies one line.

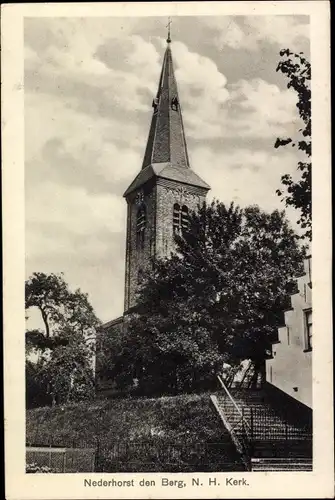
left=266, top=256, right=312, bottom=408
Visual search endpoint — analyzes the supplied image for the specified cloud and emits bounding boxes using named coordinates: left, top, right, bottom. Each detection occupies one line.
left=26, top=182, right=124, bottom=244
left=24, top=21, right=161, bottom=321
left=24, top=17, right=307, bottom=322
left=243, top=16, right=309, bottom=50
left=173, top=40, right=228, bottom=97
left=202, top=15, right=309, bottom=52
left=153, top=40, right=301, bottom=142
left=227, top=78, right=299, bottom=138
left=167, top=40, right=229, bottom=139
left=192, top=145, right=301, bottom=230
left=25, top=88, right=146, bottom=196
left=202, top=17, right=247, bottom=50
left=25, top=20, right=162, bottom=119
left=25, top=181, right=127, bottom=321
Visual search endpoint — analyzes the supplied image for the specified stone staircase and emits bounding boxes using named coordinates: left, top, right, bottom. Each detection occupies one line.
left=211, top=383, right=312, bottom=472
left=251, top=457, right=313, bottom=471
left=227, top=389, right=310, bottom=440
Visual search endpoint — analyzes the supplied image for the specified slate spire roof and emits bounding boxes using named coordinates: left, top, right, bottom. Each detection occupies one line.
left=124, top=33, right=210, bottom=197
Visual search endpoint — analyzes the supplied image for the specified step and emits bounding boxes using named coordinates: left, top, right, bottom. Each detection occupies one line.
left=217, top=402, right=284, bottom=419
left=252, top=448, right=312, bottom=459
left=216, top=401, right=310, bottom=431
left=212, top=392, right=312, bottom=465
left=252, top=465, right=313, bottom=471
left=252, top=458, right=312, bottom=463
left=252, top=463, right=313, bottom=468
left=251, top=458, right=313, bottom=463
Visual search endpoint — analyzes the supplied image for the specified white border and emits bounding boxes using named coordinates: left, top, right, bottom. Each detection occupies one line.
left=2, top=2, right=333, bottom=499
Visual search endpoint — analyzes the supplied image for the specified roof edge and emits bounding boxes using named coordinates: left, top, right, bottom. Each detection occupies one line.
left=123, top=163, right=210, bottom=197
left=101, top=316, right=124, bottom=329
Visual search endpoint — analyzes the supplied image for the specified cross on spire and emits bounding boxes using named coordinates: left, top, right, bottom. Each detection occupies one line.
left=166, top=17, right=172, bottom=43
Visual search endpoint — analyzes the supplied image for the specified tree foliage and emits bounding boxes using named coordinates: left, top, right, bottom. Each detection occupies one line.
left=25, top=272, right=100, bottom=407
left=111, top=201, right=305, bottom=395
left=275, top=49, right=311, bottom=240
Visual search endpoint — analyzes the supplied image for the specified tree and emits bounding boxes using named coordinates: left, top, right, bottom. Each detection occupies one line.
left=25, top=272, right=100, bottom=406
left=112, top=201, right=306, bottom=395
left=275, top=49, right=311, bottom=240
left=94, top=320, right=130, bottom=395
left=26, top=359, right=51, bottom=408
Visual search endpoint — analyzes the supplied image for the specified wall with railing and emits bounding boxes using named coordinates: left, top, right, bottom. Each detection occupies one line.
left=26, top=446, right=96, bottom=473
left=26, top=429, right=245, bottom=473
left=212, top=375, right=312, bottom=467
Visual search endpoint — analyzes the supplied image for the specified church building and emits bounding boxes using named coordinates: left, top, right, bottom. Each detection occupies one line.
left=96, top=30, right=210, bottom=391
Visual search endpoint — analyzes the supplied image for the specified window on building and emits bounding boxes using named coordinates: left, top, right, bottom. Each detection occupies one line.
left=304, top=309, right=312, bottom=350
left=173, top=203, right=180, bottom=233
left=181, top=205, right=189, bottom=230
left=173, top=203, right=189, bottom=234
left=152, top=96, right=159, bottom=113
left=136, top=206, right=146, bottom=249
left=171, top=96, right=179, bottom=110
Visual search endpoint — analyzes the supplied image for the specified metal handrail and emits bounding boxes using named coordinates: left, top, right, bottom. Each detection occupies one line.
left=217, top=374, right=251, bottom=430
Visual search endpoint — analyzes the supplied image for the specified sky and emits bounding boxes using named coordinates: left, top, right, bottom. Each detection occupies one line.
left=24, top=15, right=310, bottom=324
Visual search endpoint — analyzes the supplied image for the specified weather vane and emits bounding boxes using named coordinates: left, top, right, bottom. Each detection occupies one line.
left=166, top=17, right=172, bottom=43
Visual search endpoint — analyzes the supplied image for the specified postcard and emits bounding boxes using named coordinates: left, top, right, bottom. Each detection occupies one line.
left=2, top=1, right=333, bottom=499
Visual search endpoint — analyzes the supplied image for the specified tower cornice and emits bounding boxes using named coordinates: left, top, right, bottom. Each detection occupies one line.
left=123, top=162, right=210, bottom=198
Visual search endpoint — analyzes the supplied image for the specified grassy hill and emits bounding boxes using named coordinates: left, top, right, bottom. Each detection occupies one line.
left=26, top=392, right=245, bottom=472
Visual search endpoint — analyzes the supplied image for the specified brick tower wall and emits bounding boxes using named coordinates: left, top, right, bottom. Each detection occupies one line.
left=155, top=179, right=207, bottom=258
left=124, top=179, right=207, bottom=311
left=124, top=180, right=157, bottom=311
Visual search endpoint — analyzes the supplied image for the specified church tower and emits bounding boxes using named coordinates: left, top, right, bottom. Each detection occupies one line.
left=123, top=29, right=210, bottom=311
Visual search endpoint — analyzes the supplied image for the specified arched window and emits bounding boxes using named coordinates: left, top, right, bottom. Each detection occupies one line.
left=173, top=203, right=189, bottom=234
left=181, top=205, right=189, bottom=231
left=171, top=96, right=179, bottom=111
left=152, top=96, right=159, bottom=113
left=173, top=203, right=180, bottom=233
left=136, top=206, right=146, bottom=248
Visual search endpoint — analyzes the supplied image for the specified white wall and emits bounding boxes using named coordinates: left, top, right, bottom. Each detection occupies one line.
left=266, top=257, right=312, bottom=408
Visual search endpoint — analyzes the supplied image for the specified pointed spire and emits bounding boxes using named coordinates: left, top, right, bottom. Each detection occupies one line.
left=141, top=31, right=190, bottom=170
left=123, top=30, right=211, bottom=197
left=166, top=17, right=172, bottom=43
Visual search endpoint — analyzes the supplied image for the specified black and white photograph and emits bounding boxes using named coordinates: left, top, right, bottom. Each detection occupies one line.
left=2, top=2, right=332, bottom=498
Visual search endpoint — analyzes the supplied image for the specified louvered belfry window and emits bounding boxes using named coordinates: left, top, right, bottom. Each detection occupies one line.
left=136, top=206, right=146, bottom=248
left=173, top=203, right=189, bottom=234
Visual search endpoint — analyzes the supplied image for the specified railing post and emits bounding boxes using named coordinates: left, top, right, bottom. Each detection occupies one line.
left=95, top=438, right=100, bottom=472
left=241, top=406, right=244, bottom=436
left=250, top=407, right=254, bottom=442
left=49, top=437, right=52, bottom=469
left=217, top=375, right=250, bottom=430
